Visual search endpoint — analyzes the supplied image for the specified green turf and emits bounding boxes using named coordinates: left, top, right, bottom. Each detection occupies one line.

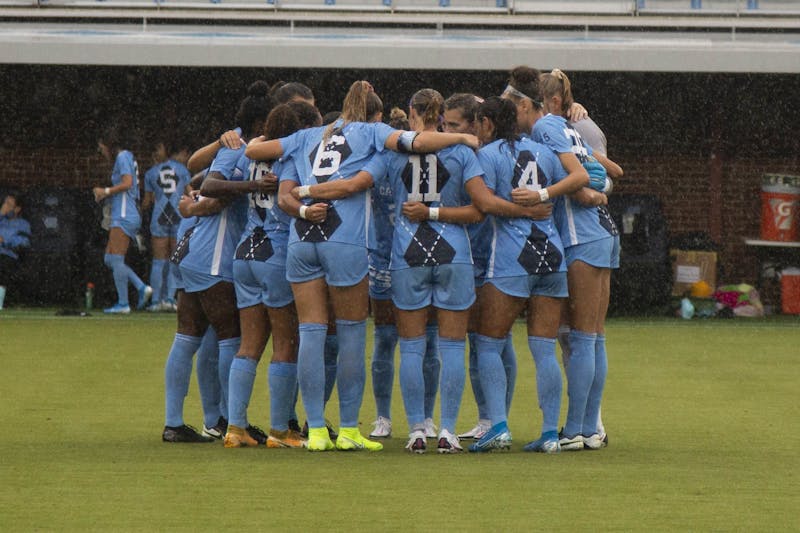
left=1, top=310, right=798, bottom=531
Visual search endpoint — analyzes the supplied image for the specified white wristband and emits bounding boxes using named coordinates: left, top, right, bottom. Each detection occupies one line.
left=298, top=205, right=308, bottom=220
left=104, top=187, right=111, bottom=195
left=428, top=207, right=439, bottom=221
left=297, top=185, right=311, bottom=199
left=538, top=188, right=549, bottom=203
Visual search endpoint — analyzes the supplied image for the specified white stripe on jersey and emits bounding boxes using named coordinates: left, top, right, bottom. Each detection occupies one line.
left=364, top=190, right=372, bottom=249
left=564, top=197, right=578, bottom=246
left=120, top=193, right=126, bottom=218
left=211, top=210, right=228, bottom=276
left=486, top=217, right=499, bottom=279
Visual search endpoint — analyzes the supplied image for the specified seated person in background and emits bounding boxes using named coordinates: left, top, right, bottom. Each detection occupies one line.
left=0, top=192, right=31, bottom=310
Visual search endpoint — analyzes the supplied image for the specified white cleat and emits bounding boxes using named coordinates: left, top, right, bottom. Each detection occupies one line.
left=437, top=429, right=463, bottom=454
left=423, top=418, right=438, bottom=439
left=458, top=419, right=491, bottom=440
left=405, top=430, right=427, bottom=454
left=368, top=416, right=392, bottom=438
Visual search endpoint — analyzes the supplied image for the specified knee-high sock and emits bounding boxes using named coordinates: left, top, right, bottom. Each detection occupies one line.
left=104, top=253, right=135, bottom=305
left=529, top=336, right=562, bottom=435
left=297, top=323, right=327, bottom=429
left=228, top=356, right=258, bottom=428
left=501, top=332, right=517, bottom=417
left=584, top=334, right=608, bottom=436
left=268, top=361, right=297, bottom=431
left=438, top=337, right=466, bottom=434
left=558, top=325, right=572, bottom=370
left=165, top=262, right=179, bottom=302
left=323, top=334, right=338, bottom=405
left=335, top=319, right=367, bottom=428
left=150, top=258, right=167, bottom=303
left=164, top=333, right=201, bottom=427
left=196, top=327, right=221, bottom=428
left=398, top=336, right=426, bottom=429
left=467, top=332, right=488, bottom=421
left=217, top=337, right=240, bottom=422
left=423, top=325, right=440, bottom=420
left=564, top=329, right=597, bottom=437
left=372, top=324, right=398, bottom=419
left=476, top=334, right=507, bottom=427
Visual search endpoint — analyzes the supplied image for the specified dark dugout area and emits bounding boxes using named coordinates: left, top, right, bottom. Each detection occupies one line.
left=1, top=64, right=799, bottom=312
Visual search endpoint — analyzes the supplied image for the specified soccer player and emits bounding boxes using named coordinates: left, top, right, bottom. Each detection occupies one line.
left=141, top=139, right=192, bottom=311
left=92, top=126, right=152, bottom=314
left=0, top=192, right=31, bottom=310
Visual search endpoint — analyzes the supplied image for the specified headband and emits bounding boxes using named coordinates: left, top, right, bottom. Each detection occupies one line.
left=501, top=84, right=543, bottom=108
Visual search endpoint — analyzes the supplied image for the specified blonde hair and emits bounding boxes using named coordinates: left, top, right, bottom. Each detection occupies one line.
left=540, top=68, right=574, bottom=116
left=324, top=80, right=383, bottom=140
left=388, top=107, right=410, bottom=130
left=409, top=88, right=444, bottom=128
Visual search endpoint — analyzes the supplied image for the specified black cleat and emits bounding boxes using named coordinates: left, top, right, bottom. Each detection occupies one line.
left=246, top=424, right=268, bottom=445
left=289, top=418, right=303, bottom=436
left=202, top=416, right=228, bottom=440
left=163, top=424, right=215, bottom=443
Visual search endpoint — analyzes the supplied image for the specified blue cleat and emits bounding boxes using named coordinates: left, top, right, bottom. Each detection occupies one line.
left=104, top=303, right=131, bottom=314
left=468, top=422, right=512, bottom=453
left=523, top=431, right=560, bottom=453
left=136, top=285, right=153, bottom=310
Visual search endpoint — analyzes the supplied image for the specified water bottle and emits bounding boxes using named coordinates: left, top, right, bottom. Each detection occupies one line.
left=680, top=297, right=695, bottom=320
left=85, top=282, right=95, bottom=311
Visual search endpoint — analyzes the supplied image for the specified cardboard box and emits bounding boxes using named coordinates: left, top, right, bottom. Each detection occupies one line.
left=670, top=249, right=717, bottom=296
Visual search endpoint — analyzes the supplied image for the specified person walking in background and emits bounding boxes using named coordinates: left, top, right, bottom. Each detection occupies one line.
left=92, top=126, right=152, bottom=314
left=0, top=192, right=31, bottom=310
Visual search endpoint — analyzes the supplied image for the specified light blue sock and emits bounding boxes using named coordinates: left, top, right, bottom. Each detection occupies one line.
left=423, top=325, right=440, bottom=420
left=228, top=356, right=258, bottom=428
left=372, top=324, right=398, bottom=419
left=217, top=337, right=240, bottom=422
left=268, top=362, right=297, bottom=431
left=164, top=333, right=201, bottom=427
left=335, top=319, right=367, bottom=428
left=564, top=329, right=597, bottom=437
left=476, top=334, right=508, bottom=427
left=297, top=323, right=327, bottom=428
left=467, top=332, right=488, bottom=420
left=165, top=262, right=179, bottom=302
left=501, top=332, right=517, bottom=417
left=558, top=325, right=572, bottom=370
left=104, top=253, right=131, bottom=305
left=196, top=327, right=221, bottom=428
left=398, top=336, right=426, bottom=428
left=583, top=334, right=608, bottom=436
left=529, top=336, right=562, bottom=434
left=438, top=336, right=466, bottom=433
left=150, top=259, right=167, bottom=303
left=323, top=334, right=338, bottom=405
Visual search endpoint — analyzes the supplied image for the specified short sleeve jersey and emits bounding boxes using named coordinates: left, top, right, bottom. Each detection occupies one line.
left=237, top=155, right=291, bottom=247
left=110, top=150, right=140, bottom=223
left=144, top=159, right=191, bottom=229
left=364, top=144, right=482, bottom=270
left=533, top=114, right=618, bottom=247
left=478, top=137, right=566, bottom=278
left=278, top=120, right=396, bottom=247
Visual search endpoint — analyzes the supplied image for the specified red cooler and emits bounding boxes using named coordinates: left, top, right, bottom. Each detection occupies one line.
left=761, top=174, right=800, bottom=242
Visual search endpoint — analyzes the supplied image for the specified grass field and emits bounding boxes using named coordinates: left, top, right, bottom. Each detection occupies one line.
left=1, top=309, right=798, bottom=531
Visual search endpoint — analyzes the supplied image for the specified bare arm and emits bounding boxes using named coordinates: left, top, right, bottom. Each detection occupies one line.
left=178, top=190, right=226, bottom=217
left=593, top=152, right=623, bottom=179
left=245, top=136, right=284, bottom=162
left=384, top=131, right=479, bottom=153
left=510, top=153, right=588, bottom=207
left=141, top=191, right=154, bottom=212
left=466, top=177, right=552, bottom=219
left=187, top=131, right=245, bottom=174
left=277, top=179, right=328, bottom=224
left=200, top=171, right=278, bottom=199
left=93, top=174, right=133, bottom=203
left=290, top=171, right=374, bottom=201
left=402, top=202, right=484, bottom=225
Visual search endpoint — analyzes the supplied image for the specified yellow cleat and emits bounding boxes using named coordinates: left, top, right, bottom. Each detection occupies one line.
left=267, top=428, right=307, bottom=449
left=335, top=427, right=383, bottom=452
left=306, top=427, right=335, bottom=452
left=223, top=424, right=260, bottom=448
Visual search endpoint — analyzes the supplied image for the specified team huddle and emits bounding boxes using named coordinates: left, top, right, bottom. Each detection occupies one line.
left=94, top=65, right=622, bottom=454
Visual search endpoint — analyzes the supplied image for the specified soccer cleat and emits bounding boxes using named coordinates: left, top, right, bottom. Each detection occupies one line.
left=267, top=428, right=307, bottom=449
left=458, top=419, right=491, bottom=440
left=423, top=418, right=438, bottom=439
left=301, top=419, right=338, bottom=441
left=582, top=433, right=608, bottom=450
left=405, top=430, right=427, bottom=454
left=437, top=429, right=463, bottom=454
left=335, top=427, right=383, bottom=452
left=104, top=303, right=131, bottom=314
left=306, top=427, right=335, bottom=452
left=247, top=425, right=268, bottom=445
left=162, top=424, right=215, bottom=443
left=289, top=419, right=303, bottom=436
left=468, top=423, right=512, bottom=453
left=202, top=416, right=227, bottom=440
left=162, top=299, right=178, bottom=312
left=146, top=302, right=161, bottom=312
left=558, top=431, right=585, bottom=451
left=523, top=431, right=561, bottom=453
left=137, top=285, right=153, bottom=310
left=369, top=416, right=392, bottom=438
left=223, top=424, right=260, bottom=448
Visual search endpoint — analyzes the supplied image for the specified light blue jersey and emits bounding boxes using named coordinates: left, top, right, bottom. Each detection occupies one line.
left=369, top=175, right=396, bottom=267
left=364, top=144, right=482, bottom=270
left=110, top=150, right=140, bottom=224
left=278, top=120, right=396, bottom=248
left=144, top=159, right=191, bottom=237
left=239, top=155, right=291, bottom=248
left=478, top=137, right=567, bottom=278
left=173, top=145, right=248, bottom=281
left=532, top=114, right=618, bottom=247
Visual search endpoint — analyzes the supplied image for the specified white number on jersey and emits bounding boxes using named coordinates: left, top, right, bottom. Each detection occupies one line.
left=248, top=160, right=275, bottom=210
left=311, top=134, right=346, bottom=179
left=158, top=167, right=178, bottom=195
left=518, top=160, right=540, bottom=191
left=563, top=127, right=589, bottom=161
left=406, top=154, right=441, bottom=203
